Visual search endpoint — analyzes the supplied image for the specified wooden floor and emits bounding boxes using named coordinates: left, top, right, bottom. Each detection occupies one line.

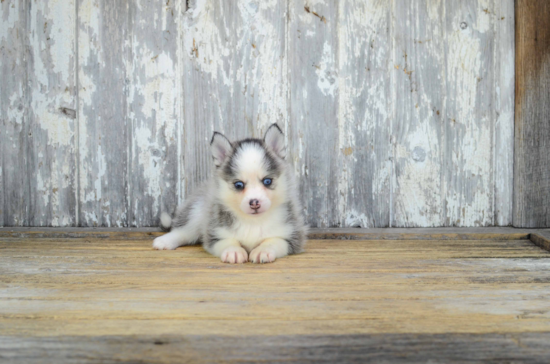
left=1, top=229, right=550, bottom=363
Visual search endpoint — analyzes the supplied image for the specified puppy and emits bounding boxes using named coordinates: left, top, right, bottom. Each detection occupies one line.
left=153, top=124, right=307, bottom=264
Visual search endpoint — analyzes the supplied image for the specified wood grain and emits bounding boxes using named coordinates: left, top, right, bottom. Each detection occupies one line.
left=514, top=0, right=550, bottom=227
left=27, top=0, right=78, bottom=226
left=2, top=333, right=550, bottom=364
left=392, top=0, right=446, bottom=227
left=1, top=233, right=550, bottom=362
left=0, top=227, right=535, bottom=242
left=0, top=1, right=30, bottom=226
left=442, top=1, right=497, bottom=227
left=0, top=1, right=516, bottom=228
left=289, top=0, right=340, bottom=227
left=77, top=0, right=129, bottom=227
left=127, top=1, right=182, bottom=226
left=337, top=0, right=392, bottom=228
left=531, top=232, right=550, bottom=252
left=494, top=0, right=515, bottom=226
left=393, top=1, right=513, bottom=227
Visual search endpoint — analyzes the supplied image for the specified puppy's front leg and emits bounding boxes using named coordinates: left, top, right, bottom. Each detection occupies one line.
left=210, top=238, right=248, bottom=264
left=249, top=238, right=289, bottom=264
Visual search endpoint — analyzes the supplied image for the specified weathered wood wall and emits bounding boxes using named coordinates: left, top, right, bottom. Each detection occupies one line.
left=514, top=0, right=550, bottom=228
left=0, top=0, right=516, bottom=228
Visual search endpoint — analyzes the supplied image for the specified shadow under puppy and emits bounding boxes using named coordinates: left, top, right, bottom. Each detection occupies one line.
left=153, top=124, right=307, bottom=264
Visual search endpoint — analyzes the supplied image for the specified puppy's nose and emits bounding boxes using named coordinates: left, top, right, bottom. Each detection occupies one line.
left=249, top=199, right=261, bottom=210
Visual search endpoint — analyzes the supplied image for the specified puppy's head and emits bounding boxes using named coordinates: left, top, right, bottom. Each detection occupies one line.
left=211, top=124, right=287, bottom=216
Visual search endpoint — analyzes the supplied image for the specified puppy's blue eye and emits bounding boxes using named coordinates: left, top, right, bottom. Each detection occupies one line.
left=234, top=181, right=245, bottom=190
left=263, top=178, right=272, bottom=186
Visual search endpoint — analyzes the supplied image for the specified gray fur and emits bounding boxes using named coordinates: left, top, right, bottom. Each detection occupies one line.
left=220, top=139, right=282, bottom=182
left=171, top=188, right=206, bottom=229
left=284, top=201, right=307, bottom=254
left=204, top=203, right=235, bottom=250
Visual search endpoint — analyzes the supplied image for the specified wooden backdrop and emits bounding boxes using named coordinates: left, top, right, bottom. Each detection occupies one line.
left=0, top=0, right=516, bottom=228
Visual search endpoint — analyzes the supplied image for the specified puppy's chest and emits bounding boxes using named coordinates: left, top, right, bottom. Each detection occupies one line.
left=230, top=216, right=291, bottom=250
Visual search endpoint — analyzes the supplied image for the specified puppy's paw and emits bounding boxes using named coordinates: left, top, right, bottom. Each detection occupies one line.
left=153, top=235, right=180, bottom=250
left=249, top=247, right=277, bottom=264
left=220, top=246, right=248, bottom=264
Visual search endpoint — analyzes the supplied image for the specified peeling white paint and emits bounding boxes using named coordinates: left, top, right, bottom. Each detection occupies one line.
left=427, top=0, right=442, bottom=21
left=8, top=92, right=24, bottom=124
left=133, top=125, right=162, bottom=214
left=345, top=211, right=370, bottom=228
left=29, top=1, right=75, bottom=146
left=394, top=121, right=442, bottom=227
left=183, top=0, right=232, bottom=85
left=445, top=11, right=493, bottom=226
left=0, top=2, right=21, bottom=32
left=474, top=0, right=492, bottom=33
left=315, top=42, right=337, bottom=97
left=1, top=0, right=516, bottom=228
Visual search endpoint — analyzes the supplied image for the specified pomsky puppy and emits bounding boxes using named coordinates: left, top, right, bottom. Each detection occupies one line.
left=152, top=123, right=307, bottom=264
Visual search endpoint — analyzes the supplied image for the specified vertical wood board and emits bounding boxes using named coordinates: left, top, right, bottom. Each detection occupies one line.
left=392, top=0, right=446, bottom=227
left=493, top=0, right=514, bottom=226
left=77, top=0, right=129, bottom=227
left=392, top=0, right=514, bottom=227
left=0, top=1, right=30, bottom=226
left=127, top=1, right=182, bottom=226
left=336, top=0, right=392, bottom=228
left=442, top=0, right=496, bottom=227
left=27, top=0, right=77, bottom=226
left=514, top=0, right=550, bottom=227
left=288, top=0, right=340, bottom=227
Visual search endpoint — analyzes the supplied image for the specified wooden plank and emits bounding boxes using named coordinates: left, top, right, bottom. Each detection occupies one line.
left=77, top=0, right=129, bottom=227
left=514, top=0, right=550, bottom=227
left=1, top=333, right=550, bottom=364
left=493, top=0, right=515, bottom=226
left=0, top=227, right=542, bottom=241
left=126, top=1, right=182, bottom=226
left=26, top=0, right=77, bottom=226
left=530, top=233, right=550, bottom=252
left=393, top=1, right=512, bottom=227
left=392, top=0, right=446, bottom=227
left=1, top=233, right=550, bottom=361
left=0, top=238, right=550, bottom=342
left=288, top=0, right=340, bottom=227
left=308, top=231, right=530, bottom=241
left=442, top=1, right=497, bottom=227
left=337, top=0, right=392, bottom=228
left=0, top=1, right=30, bottom=226
left=2, top=239, right=547, bottom=261
left=181, top=0, right=288, bottom=195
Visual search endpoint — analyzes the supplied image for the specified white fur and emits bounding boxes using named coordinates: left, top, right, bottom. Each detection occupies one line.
left=220, top=246, right=249, bottom=264
left=249, top=237, right=289, bottom=263
left=153, top=229, right=191, bottom=250
left=207, top=202, right=293, bottom=254
left=234, top=143, right=266, bottom=175
left=153, top=203, right=204, bottom=250
left=160, top=212, right=172, bottom=229
left=230, top=143, right=284, bottom=215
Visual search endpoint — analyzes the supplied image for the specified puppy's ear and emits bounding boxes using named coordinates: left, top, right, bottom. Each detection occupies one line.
left=211, top=132, right=232, bottom=167
left=264, top=123, right=286, bottom=159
